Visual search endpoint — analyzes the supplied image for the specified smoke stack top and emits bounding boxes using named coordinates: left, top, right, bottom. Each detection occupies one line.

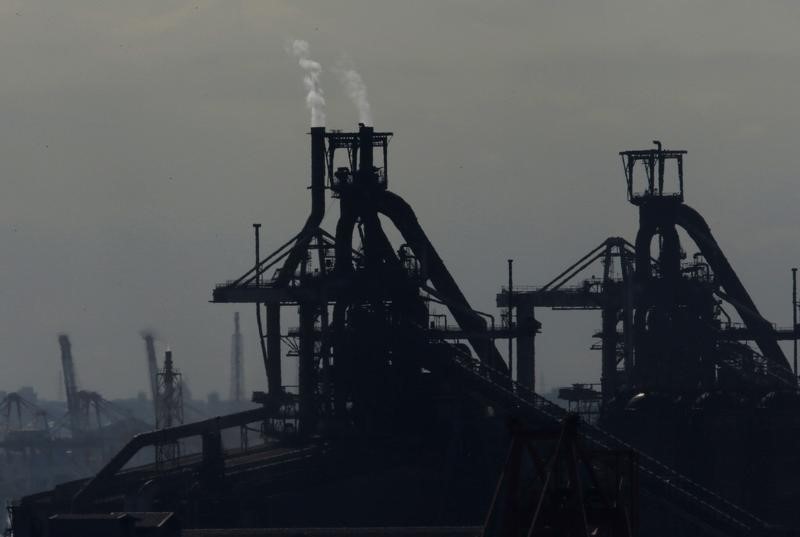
left=289, top=39, right=326, bottom=127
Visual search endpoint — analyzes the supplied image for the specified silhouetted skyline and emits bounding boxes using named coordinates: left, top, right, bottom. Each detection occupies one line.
left=1, top=1, right=798, bottom=399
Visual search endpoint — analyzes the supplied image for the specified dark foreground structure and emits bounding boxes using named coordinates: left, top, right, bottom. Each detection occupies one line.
left=11, top=128, right=800, bottom=537
left=500, top=143, right=800, bottom=528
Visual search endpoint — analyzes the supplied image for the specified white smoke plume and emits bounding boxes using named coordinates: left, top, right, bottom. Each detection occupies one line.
left=333, top=59, right=372, bottom=126
left=288, top=39, right=326, bottom=127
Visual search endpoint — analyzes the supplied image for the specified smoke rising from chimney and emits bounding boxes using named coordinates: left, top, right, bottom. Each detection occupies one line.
left=333, top=59, right=372, bottom=126
left=289, top=39, right=326, bottom=127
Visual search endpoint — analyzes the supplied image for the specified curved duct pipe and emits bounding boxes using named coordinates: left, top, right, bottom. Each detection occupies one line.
left=276, top=126, right=327, bottom=286
left=632, top=223, right=657, bottom=380
left=378, top=191, right=508, bottom=373
left=331, top=207, right=356, bottom=416
left=676, top=204, right=792, bottom=376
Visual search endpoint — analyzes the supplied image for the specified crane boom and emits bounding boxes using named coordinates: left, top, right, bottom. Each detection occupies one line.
left=58, top=334, right=81, bottom=435
left=142, top=333, right=159, bottom=414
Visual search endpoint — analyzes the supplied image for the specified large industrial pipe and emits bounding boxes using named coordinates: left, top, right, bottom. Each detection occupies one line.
left=363, top=212, right=430, bottom=323
left=363, top=212, right=392, bottom=269
left=72, top=406, right=269, bottom=511
left=331, top=148, right=358, bottom=416
left=378, top=191, right=509, bottom=373
left=265, top=305, right=282, bottom=397
left=276, top=126, right=327, bottom=286
left=310, top=126, right=326, bottom=218
left=632, top=216, right=681, bottom=388
left=298, top=303, right=317, bottom=435
left=600, top=306, right=618, bottom=400
left=334, top=202, right=356, bottom=275
left=676, top=204, right=793, bottom=376
left=516, top=302, right=536, bottom=390
left=358, top=124, right=374, bottom=186
left=331, top=301, right=350, bottom=417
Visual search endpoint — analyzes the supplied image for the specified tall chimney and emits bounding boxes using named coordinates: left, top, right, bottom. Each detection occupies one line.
left=358, top=123, right=374, bottom=185
left=275, top=127, right=326, bottom=288
left=310, top=127, right=326, bottom=221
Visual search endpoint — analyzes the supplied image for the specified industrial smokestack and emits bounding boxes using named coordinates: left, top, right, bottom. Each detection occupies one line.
left=310, top=126, right=326, bottom=221
left=274, top=127, right=326, bottom=287
left=358, top=124, right=374, bottom=185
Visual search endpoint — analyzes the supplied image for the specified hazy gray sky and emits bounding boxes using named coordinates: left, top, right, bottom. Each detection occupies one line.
left=1, top=1, right=799, bottom=399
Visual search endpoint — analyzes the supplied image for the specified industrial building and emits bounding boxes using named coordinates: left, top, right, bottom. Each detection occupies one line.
left=8, top=126, right=800, bottom=537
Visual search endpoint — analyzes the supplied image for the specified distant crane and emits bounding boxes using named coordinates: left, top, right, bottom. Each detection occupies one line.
left=0, top=393, right=51, bottom=462
left=0, top=393, right=49, bottom=435
left=58, top=334, right=83, bottom=435
left=142, top=332, right=159, bottom=415
left=229, top=312, right=245, bottom=403
left=57, top=369, right=64, bottom=402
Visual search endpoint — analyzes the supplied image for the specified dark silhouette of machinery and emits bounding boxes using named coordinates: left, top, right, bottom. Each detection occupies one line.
left=482, top=415, right=637, bottom=537
left=13, top=132, right=800, bottom=537
left=498, top=142, right=800, bottom=527
left=229, top=312, right=245, bottom=403
left=213, top=124, right=509, bottom=437
left=498, top=237, right=635, bottom=400
left=623, top=142, right=793, bottom=391
left=500, top=143, right=796, bottom=399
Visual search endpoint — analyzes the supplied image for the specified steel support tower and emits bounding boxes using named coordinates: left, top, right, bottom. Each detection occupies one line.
left=155, top=349, right=184, bottom=466
left=213, top=124, right=515, bottom=437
